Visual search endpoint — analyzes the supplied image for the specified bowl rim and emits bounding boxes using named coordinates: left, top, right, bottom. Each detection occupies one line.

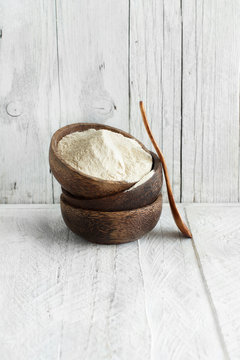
left=60, top=192, right=163, bottom=215
left=50, top=122, right=152, bottom=186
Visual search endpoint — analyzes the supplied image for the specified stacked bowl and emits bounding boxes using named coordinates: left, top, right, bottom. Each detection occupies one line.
left=49, top=123, right=163, bottom=244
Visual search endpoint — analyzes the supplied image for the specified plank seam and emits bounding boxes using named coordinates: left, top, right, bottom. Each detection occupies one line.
left=1, top=203, right=240, bottom=210
left=180, top=0, right=183, bottom=203
left=137, top=240, right=152, bottom=360
left=0, top=206, right=60, bottom=209
left=54, top=0, right=61, bottom=123
left=193, top=0, right=198, bottom=202
left=128, top=0, right=131, bottom=133
left=58, top=228, right=70, bottom=360
left=184, top=207, right=230, bottom=360
left=106, top=245, right=117, bottom=357
left=238, top=77, right=240, bottom=202
left=51, top=173, right=55, bottom=204
left=53, top=0, right=62, bottom=204
left=85, top=245, right=100, bottom=357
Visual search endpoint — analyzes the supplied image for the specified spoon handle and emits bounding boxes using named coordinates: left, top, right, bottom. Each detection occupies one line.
left=139, top=101, right=192, bottom=238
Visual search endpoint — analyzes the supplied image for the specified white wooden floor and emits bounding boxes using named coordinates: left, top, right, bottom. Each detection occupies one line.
left=0, top=204, right=239, bottom=360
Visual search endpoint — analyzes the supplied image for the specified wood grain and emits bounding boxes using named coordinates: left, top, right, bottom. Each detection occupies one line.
left=139, top=101, right=192, bottom=238
left=0, top=0, right=59, bottom=203
left=181, top=0, right=240, bottom=202
left=0, top=206, right=150, bottom=359
left=1, top=1, right=240, bottom=204
left=53, top=0, right=129, bottom=202
left=139, top=205, right=226, bottom=359
left=129, top=0, right=182, bottom=202
left=2, top=204, right=240, bottom=358
left=186, top=205, right=240, bottom=359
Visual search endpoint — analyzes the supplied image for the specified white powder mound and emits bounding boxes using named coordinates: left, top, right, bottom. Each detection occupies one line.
left=58, top=129, right=152, bottom=183
left=125, top=170, right=154, bottom=191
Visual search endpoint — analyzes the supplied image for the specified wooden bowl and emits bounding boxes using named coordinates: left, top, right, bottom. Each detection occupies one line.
left=61, top=152, right=162, bottom=211
left=60, top=193, right=163, bottom=244
left=49, top=123, right=152, bottom=199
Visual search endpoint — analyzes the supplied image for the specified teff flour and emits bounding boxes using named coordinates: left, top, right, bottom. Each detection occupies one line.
left=58, top=129, right=152, bottom=183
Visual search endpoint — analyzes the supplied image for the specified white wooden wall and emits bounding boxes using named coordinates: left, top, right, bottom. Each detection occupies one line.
left=0, top=0, right=239, bottom=204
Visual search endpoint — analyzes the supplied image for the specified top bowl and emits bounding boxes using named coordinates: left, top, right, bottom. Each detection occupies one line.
left=49, top=123, right=152, bottom=199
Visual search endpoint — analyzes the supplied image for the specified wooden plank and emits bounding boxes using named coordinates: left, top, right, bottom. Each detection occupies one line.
left=130, top=0, right=182, bottom=202
left=0, top=207, right=150, bottom=359
left=58, top=238, right=150, bottom=359
left=0, top=0, right=59, bottom=204
left=56, top=0, right=129, bottom=129
left=186, top=205, right=240, bottom=359
left=0, top=208, right=68, bottom=359
left=0, top=204, right=59, bottom=209
left=181, top=0, right=240, bottom=202
left=53, top=0, right=129, bottom=202
left=139, top=205, right=225, bottom=359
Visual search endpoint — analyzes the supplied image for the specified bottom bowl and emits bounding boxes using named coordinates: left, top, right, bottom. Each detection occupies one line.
left=60, top=193, right=162, bottom=245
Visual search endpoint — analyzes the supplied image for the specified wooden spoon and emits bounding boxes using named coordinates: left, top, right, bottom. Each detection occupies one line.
left=139, top=101, right=192, bottom=238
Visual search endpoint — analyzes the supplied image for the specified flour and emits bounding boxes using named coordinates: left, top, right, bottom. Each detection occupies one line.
left=58, top=129, right=152, bottom=183
left=125, top=170, right=154, bottom=191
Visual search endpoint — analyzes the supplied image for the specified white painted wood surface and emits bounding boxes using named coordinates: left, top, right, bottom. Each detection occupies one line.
left=1, top=203, right=240, bottom=359
left=130, top=0, right=182, bottom=202
left=0, top=0, right=240, bottom=203
left=52, top=0, right=129, bottom=202
left=138, top=206, right=225, bottom=359
left=0, top=0, right=59, bottom=203
left=181, top=0, right=240, bottom=202
left=186, top=205, right=240, bottom=359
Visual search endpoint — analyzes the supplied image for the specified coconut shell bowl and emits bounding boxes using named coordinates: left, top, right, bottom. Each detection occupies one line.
left=49, top=123, right=163, bottom=244
left=50, top=122, right=153, bottom=199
